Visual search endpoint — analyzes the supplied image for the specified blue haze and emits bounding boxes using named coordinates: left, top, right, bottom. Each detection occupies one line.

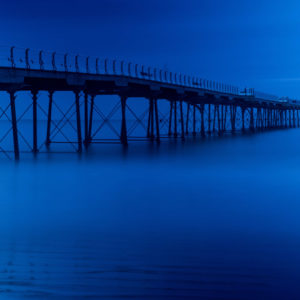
left=1, top=131, right=300, bottom=299
left=2, top=0, right=300, bottom=96
left=0, top=1, right=300, bottom=299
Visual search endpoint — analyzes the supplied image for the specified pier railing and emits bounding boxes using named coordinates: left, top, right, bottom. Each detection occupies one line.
left=0, top=46, right=241, bottom=95
left=0, top=46, right=298, bottom=104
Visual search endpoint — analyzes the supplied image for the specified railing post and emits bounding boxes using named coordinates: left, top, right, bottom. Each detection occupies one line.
left=52, top=52, right=56, bottom=71
left=64, top=54, right=68, bottom=72
left=10, top=47, right=16, bottom=68
left=25, top=48, right=30, bottom=70
left=9, top=91, right=19, bottom=160
left=86, top=57, right=90, bottom=73
left=39, top=50, right=44, bottom=70
left=96, top=58, right=99, bottom=74
left=105, top=59, right=108, bottom=74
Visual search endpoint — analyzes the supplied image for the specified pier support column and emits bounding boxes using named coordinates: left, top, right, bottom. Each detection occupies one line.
left=46, top=91, right=53, bottom=148
left=200, top=104, right=205, bottom=137
left=147, top=98, right=153, bottom=139
left=168, top=101, right=173, bottom=137
left=88, top=95, right=95, bottom=145
left=223, top=105, right=227, bottom=133
left=250, top=107, right=254, bottom=132
left=270, top=109, right=273, bottom=129
left=212, top=105, right=216, bottom=133
left=220, top=105, right=224, bottom=135
left=120, top=96, right=128, bottom=146
left=257, top=108, right=262, bottom=130
left=241, top=107, right=245, bottom=132
left=192, top=105, right=196, bottom=136
left=84, top=91, right=89, bottom=147
left=150, top=98, right=154, bottom=141
left=32, top=90, right=38, bottom=153
left=174, top=101, right=178, bottom=138
left=180, top=101, right=185, bottom=141
left=285, top=110, right=288, bottom=128
left=186, top=103, right=190, bottom=134
left=279, top=110, right=283, bottom=128
left=217, top=105, right=221, bottom=136
left=208, top=104, right=211, bottom=135
left=293, top=109, right=296, bottom=128
left=230, top=105, right=236, bottom=133
left=9, top=91, right=19, bottom=160
left=154, top=99, right=160, bottom=143
left=75, top=91, right=82, bottom=152
left=264, top=108, right=268, bottom=129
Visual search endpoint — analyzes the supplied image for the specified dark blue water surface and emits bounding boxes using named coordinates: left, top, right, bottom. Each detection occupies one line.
left=1, top=129, right=300, bottom=299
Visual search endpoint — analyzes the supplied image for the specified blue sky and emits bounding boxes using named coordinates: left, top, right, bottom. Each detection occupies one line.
left=1, top=0, right=300, bottom=97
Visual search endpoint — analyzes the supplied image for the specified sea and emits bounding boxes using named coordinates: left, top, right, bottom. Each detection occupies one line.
left=0, top=125, right=300, bottom=299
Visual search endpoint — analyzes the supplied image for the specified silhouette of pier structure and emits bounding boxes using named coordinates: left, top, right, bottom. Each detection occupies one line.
left=0, top=46, right=299, bottom=159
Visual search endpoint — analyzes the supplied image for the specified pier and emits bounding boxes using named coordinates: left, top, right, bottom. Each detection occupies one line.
left=0, top=46, right=299, bottom=159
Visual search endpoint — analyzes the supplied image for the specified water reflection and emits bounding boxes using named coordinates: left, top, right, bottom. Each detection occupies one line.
left=1, top=129, right=300, bottom=299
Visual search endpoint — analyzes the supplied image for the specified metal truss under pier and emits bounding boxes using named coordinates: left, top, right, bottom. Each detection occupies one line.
left=0, top=47, right=299, bottom=159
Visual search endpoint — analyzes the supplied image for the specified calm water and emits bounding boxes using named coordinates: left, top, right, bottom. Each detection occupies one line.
left=1, top=128, right=300, bottom=299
